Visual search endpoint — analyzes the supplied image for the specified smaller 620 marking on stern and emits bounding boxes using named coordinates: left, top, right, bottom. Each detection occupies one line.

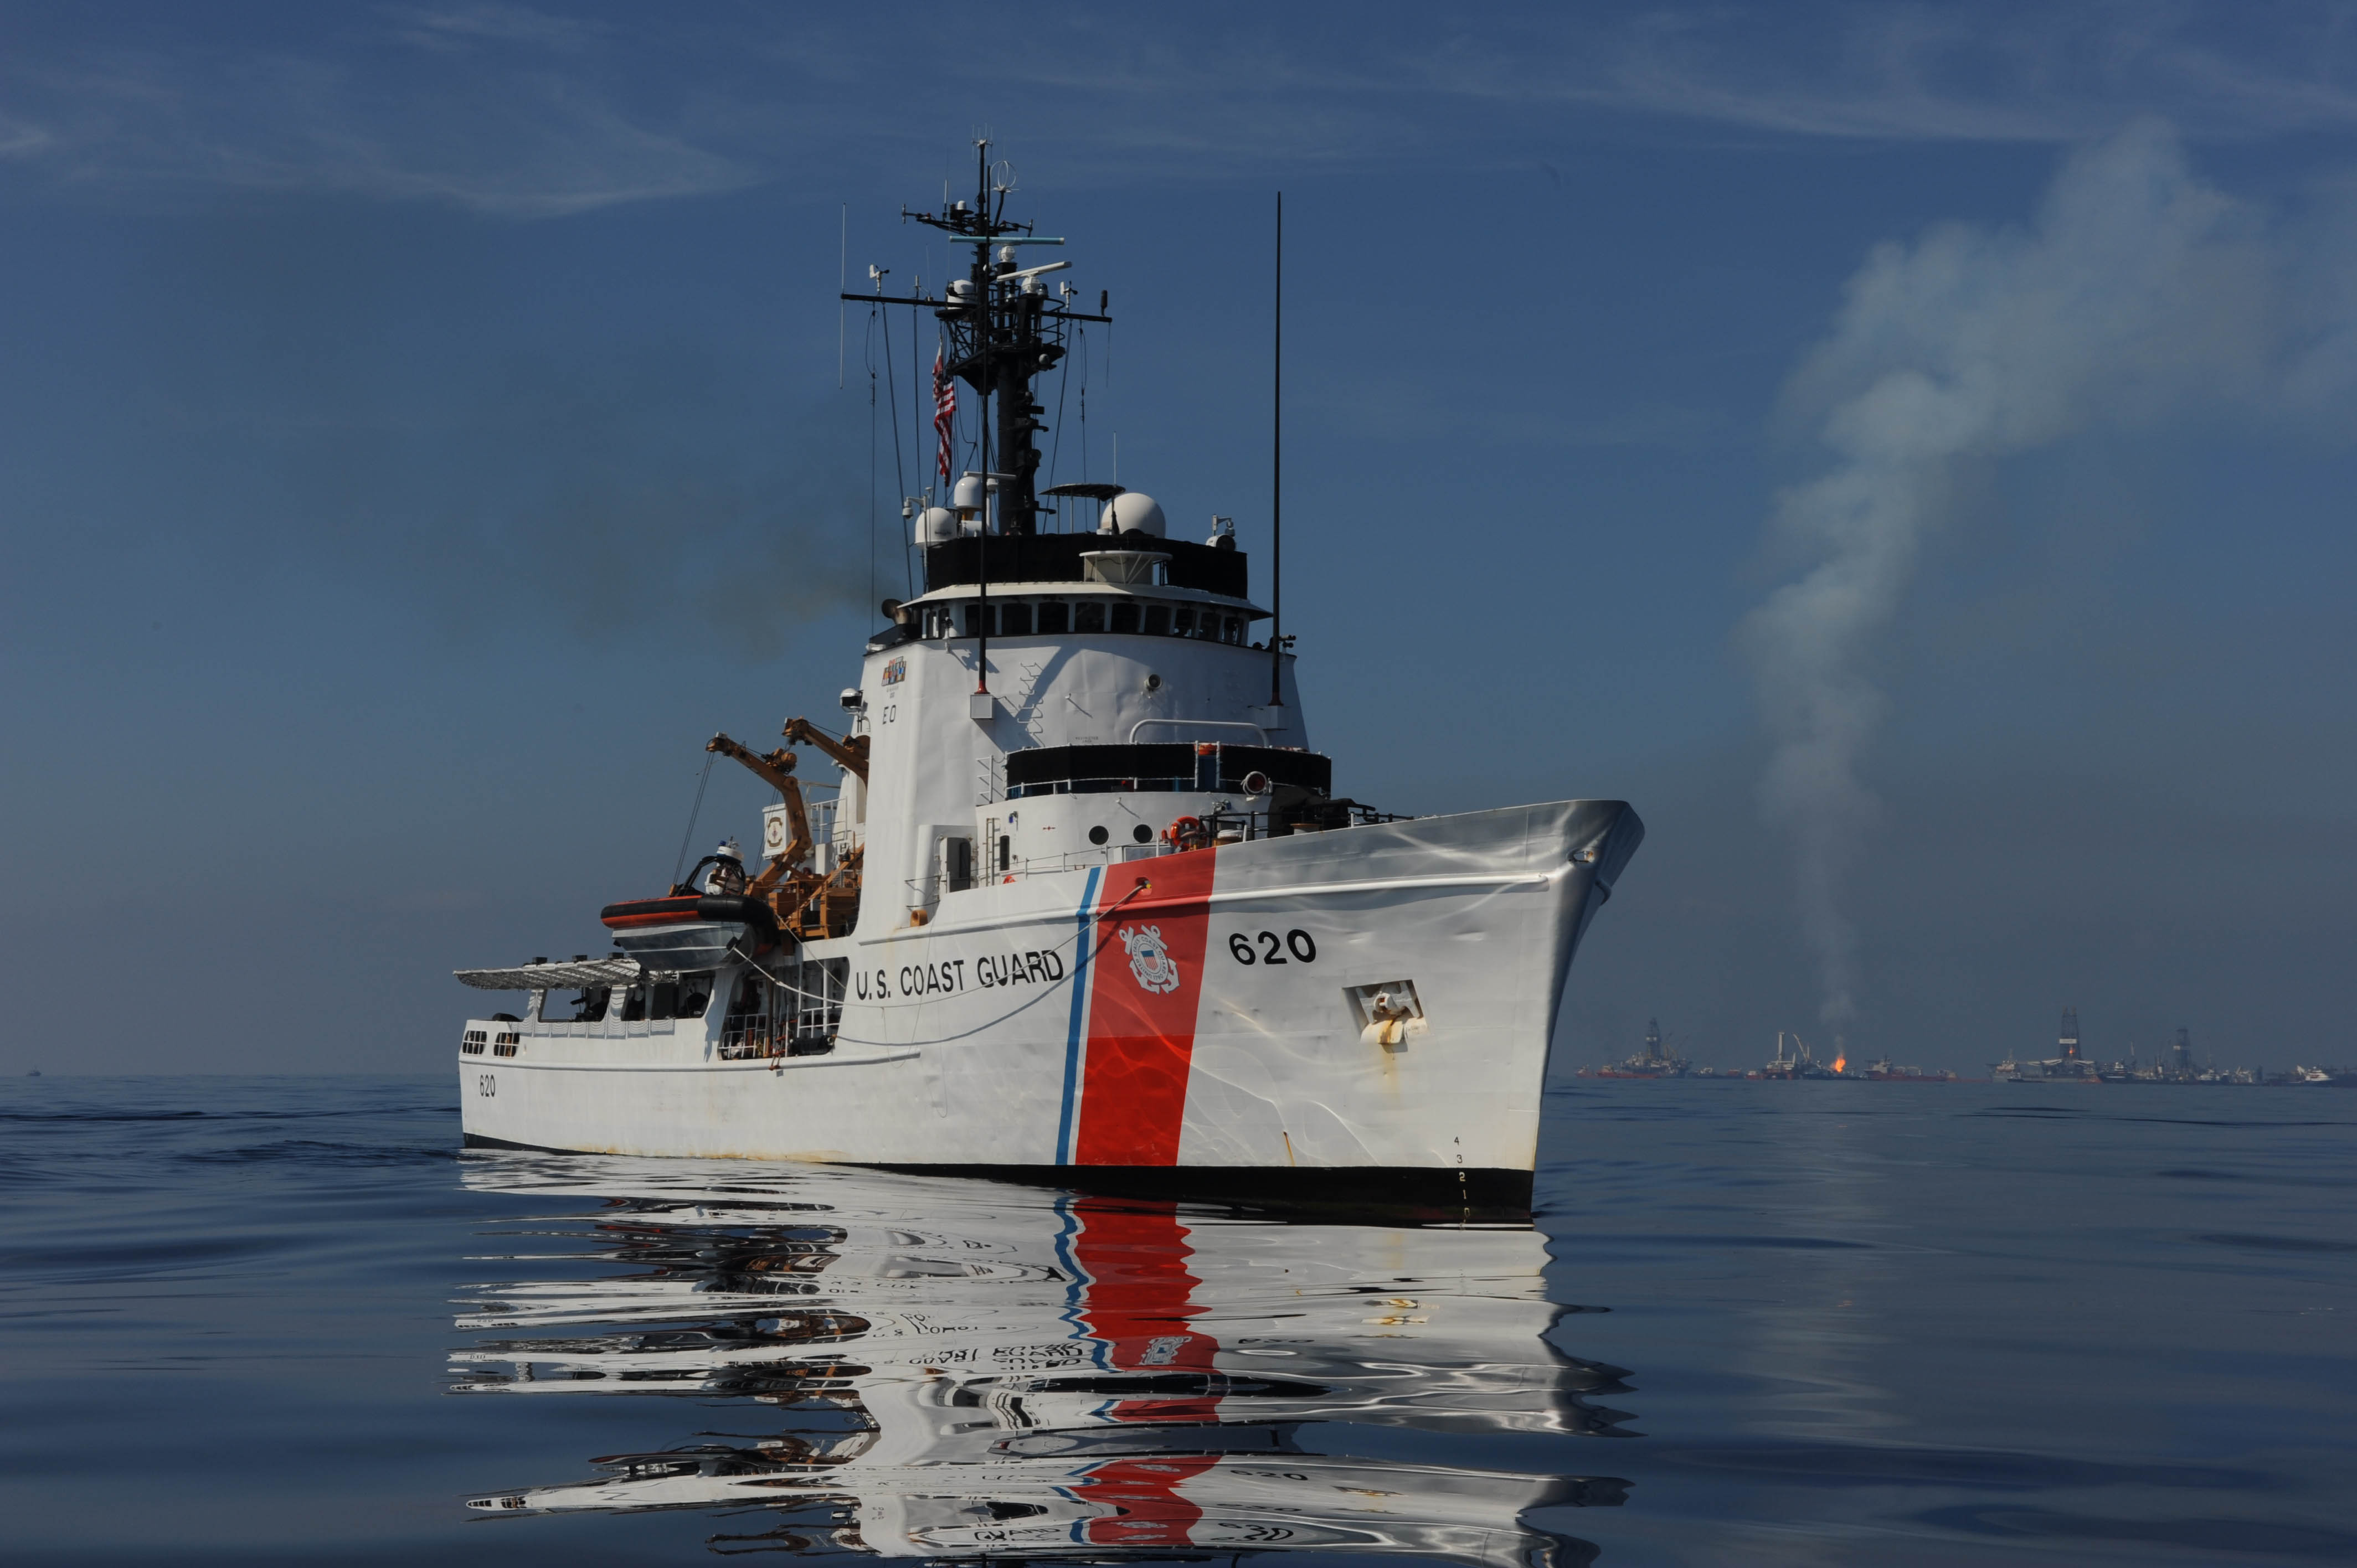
left=477, top=1075, right=496, bottom=1097
left=1227, top=929, right=1318, bottom=966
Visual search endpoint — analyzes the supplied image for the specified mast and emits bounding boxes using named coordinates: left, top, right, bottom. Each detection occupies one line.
left=975, top=141, right=991, bottom=697
left=1270, top=190, right=1284, bottom=707
left=845, top=142, right=1108, bottom=539
left=842, top=151, right=1123, bottom=707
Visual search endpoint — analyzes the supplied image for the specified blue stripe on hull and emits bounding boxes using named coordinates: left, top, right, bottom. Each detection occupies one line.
left=1055, top=865, right=1103, bottom=1165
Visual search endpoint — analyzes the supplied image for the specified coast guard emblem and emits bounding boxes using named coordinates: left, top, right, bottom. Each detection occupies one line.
left=1118, top=924, right=1181, bottom=994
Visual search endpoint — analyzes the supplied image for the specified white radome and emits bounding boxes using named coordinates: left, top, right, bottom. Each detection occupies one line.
left=1098, top=492, right=1165, bottom=536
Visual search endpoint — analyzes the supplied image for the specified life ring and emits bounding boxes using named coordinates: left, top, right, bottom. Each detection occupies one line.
left=1162, top=814, right=1208, bottom=850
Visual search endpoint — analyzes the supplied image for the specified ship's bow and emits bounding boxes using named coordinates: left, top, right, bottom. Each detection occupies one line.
left=1099, top=798, right=1644, bottom=1189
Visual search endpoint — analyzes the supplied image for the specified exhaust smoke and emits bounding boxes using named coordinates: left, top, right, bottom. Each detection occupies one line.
left=1741, top=121, right=2299, bottom=1029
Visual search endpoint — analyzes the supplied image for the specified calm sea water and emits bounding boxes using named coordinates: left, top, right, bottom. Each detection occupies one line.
left=3, top=1074, right=2352, bottom=1566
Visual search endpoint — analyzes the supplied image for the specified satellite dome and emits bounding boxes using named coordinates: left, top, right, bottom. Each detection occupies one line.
left=951, top=472, right=990, bottom=513
left=916, top=506, right=959, bottom=545
left=1098, top=492, right=1166, bottom=537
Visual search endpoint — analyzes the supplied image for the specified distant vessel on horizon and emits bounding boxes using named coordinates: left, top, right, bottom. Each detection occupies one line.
left=1856, top=1055, right=1955, bottom=1082
left=1581, top=1018, right=1690, bottom=1079
left=1758, top=1031, right=1839, bottom=1080
left=1581, top=1027, right=1964, bottom=1083
left=1998, top=1011, right=2284, bottom=1085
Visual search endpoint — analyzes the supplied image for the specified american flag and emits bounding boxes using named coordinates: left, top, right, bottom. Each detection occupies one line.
left=932, top=345, right=956, bottom=482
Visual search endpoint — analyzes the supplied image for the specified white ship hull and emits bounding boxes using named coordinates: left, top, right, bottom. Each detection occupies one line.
left=461, top=798, right=1638, bottom=1202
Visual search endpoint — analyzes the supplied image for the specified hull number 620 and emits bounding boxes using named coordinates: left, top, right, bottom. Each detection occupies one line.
left=1228, top=930, right=1317, bottom=965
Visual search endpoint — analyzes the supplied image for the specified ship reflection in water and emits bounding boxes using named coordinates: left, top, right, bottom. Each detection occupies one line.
left=450, top=1159, right=1632, bottom=1564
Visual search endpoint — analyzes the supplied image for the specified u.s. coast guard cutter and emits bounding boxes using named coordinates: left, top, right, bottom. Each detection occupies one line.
left=456, top=150, right=1643, bottom=1209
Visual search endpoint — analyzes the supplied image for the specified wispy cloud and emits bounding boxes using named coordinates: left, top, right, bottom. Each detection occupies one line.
left=1403, top=4, right=2357, bottom=146
left=0, top=7, right=756, bottom=216
left=920, top=4, right=2357, bottom=173
left=6, top=4, right=2357, bottom=218
left=389, top=3, right=606, bottom=54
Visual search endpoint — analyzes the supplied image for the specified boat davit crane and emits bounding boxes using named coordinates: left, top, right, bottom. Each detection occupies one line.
left=704, top=720, right=871, bottom=942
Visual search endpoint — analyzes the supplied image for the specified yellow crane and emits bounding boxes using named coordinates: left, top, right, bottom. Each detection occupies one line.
left=705, top=719, right=871, bottom=941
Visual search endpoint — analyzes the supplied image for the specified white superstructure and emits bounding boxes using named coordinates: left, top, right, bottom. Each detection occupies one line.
left=457, top=148, right=1641, bottom=1209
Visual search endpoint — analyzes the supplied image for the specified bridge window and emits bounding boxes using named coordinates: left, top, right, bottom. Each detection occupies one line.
left=928, top=596, right=1247, bottom=643
left=1006, top=742, right=1332, bottom=799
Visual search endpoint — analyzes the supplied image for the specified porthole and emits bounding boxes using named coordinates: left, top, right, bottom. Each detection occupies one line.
left=1088, top=825, right=1110, bottom=845
left=1132, top=823, right=1152, bottom=843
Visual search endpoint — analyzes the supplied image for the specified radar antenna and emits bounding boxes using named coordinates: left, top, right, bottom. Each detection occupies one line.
left=847, top=142, right=1110, bottom=540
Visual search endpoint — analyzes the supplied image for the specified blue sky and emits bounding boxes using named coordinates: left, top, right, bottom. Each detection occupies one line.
left=3, top=2, right=2354, bottom=1075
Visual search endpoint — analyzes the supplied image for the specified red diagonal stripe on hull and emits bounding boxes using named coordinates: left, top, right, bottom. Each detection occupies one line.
left=1076, top=1454, right=1224, bottom=1546
left=1071, top=1201, right=1222, bottom=1539
left=1075, top=851, right=1217, bottom=1167
left=1072, top=1199, right=1221, bottom=1423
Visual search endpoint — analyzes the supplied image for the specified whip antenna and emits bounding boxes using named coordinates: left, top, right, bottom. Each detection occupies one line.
left=1270, top=190, right=1283, bottom=707
left=670, top=755, right=717, bottom=889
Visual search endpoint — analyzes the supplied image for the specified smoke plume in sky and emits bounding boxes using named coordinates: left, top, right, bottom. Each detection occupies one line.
left=1743, top=120, right=2338, bottom=1029
left=140, top=199, right=874, bottom=659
